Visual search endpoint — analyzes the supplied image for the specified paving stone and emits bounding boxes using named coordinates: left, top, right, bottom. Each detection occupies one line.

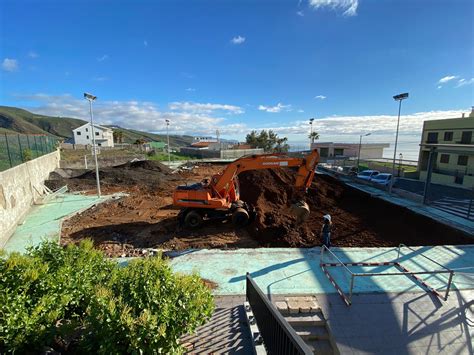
left=275, top=301, right=289, bottom=314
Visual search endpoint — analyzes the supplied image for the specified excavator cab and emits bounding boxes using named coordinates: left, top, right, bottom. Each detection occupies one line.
left=173, top=149, right=319, bottom=229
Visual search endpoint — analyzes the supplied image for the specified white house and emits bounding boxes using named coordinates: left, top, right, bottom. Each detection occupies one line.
left=72, top=123, right=114, bottom=147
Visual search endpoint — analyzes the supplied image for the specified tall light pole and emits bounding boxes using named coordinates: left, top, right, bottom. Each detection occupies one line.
left=309, top=118, right=315, bottom=149
left=390, top=92, right=409, bottom=193
left=84, top=92, right=101, bottom=197
left=357, top=133, right=371, bottom=172
left=165, top=119, right=171, bottom=164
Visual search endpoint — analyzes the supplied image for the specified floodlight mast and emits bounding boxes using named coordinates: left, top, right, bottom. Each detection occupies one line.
left=390, top=92, right=409, bottom=194
left=83, top=92, right=101, bottom=197
left=165, top=119, right=171, bottom=164
left=357, top=133, right=371, bottom=172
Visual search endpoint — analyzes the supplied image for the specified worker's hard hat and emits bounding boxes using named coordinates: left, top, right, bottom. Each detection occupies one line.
left=323, top=214, right=331, bottom=222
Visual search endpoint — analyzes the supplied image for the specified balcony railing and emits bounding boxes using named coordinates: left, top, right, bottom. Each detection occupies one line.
left=246, top=273, right=312, bottom=355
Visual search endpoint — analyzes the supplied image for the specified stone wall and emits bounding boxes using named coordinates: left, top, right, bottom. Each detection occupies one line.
left=0, top=150, right=60, bottom=247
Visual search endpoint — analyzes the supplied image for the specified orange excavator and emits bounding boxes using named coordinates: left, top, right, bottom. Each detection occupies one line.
left=173, top=149, right=320, bottom=228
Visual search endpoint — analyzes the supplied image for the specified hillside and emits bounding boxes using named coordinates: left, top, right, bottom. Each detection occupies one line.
left=0, top=106, right=194, bottom=147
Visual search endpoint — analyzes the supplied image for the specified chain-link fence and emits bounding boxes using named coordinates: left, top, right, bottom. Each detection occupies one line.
left=0, top=134, right=60, bottom=172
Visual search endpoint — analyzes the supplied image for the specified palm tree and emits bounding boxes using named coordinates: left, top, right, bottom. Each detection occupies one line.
left=308, top=131, right=320, bottom=144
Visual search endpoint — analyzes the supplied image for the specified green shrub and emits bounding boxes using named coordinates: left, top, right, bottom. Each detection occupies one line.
left=0, top=241, right=214, bottom=354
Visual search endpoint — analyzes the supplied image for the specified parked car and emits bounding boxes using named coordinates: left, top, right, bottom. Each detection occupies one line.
left=371, top=173, right=393, bottom=186
left=357, top=170, right=380, bottom=181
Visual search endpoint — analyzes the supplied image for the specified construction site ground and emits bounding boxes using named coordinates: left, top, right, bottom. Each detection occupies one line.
left=47, top=160, right=474, bottom=257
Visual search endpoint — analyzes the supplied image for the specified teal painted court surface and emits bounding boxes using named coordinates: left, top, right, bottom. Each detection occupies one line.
left=169, top=246, right=474, bottom=295
left=3, top=194, right=105, bottom=254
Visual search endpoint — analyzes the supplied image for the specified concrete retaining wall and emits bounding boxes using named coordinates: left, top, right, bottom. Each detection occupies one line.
left=0, top=150, right=60, bottom=247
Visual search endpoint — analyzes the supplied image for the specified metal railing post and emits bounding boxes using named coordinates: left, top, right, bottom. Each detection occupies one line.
left=349, top=274, right=355, bottom=304
left=33, top=135, right=39, bottom=157
left=445, top=271, right=454, bottom=300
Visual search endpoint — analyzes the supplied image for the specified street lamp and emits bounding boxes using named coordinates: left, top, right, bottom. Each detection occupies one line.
left=83, top=92, right=101, bottom=197
left=165, top=119, right=171, bottom=164
left=357, top=133, right=371, bottom=172
left=390, top=92, right=409, bottom=193
left=309, top=118, right=315, bottom=149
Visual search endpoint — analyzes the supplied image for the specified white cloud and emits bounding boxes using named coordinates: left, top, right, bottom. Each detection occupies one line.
left=309, top=0, right=358, bottom=16
left=144, top=40, right=148, bottom=47
left=437, top=86, right=442, bottom=89
left=28, top=51, right=39, bottom=59
left=231, top=36, right=246, bottom=45
left=438, top=75, right=458, bottom=84
left=2, top=58, right=19, bottom=72
left=296, top=10, right=304, bottom=16
left=298, top=109, right=305, bottom=113
left=258, top=103, right=292, bottom=113
left=169, top=101, right=243, bottom=114
left=314, top=95, right=326, bottom=100
left=12, top=93, right=469, bottom=145
left=97, top=54, right=109, bottom=62
left=185, top=88, right=196, bottom=92
left=93, top=76, right=108, bottom=82
left=456, top=78, right=474, bottom=88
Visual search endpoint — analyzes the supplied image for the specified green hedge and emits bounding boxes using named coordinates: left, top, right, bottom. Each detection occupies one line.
left=0, top=241, right=214, bottom=354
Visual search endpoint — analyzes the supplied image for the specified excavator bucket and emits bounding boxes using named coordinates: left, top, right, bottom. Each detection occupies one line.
left=290, top=200, right=310, bottom=224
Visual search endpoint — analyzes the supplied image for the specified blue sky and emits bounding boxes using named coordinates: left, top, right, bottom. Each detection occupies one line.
left=1, top=0, right=473, bottom=158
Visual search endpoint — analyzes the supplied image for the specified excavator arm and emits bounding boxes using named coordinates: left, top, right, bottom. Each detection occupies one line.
left=211, top=149, right=320, bottom=195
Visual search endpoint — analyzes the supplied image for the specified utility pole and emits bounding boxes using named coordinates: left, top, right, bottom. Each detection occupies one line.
left=165, top=119, right=171, bottom=164
left=390, top=92, right=409, bottom=194
left=84, top=92, right=101, bottom=197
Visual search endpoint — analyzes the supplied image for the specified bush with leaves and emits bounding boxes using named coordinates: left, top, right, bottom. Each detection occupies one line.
left=0, top=241, right=214, bottom=354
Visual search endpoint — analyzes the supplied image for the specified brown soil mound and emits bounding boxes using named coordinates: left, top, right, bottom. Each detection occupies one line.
left=239, top=169, right=472, bottom=247
left=46, top=160, right=175, bottom=193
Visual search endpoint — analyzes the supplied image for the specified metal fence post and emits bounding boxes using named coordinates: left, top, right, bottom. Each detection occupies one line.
left=33, top=135, right=39, bottom=157
left=17, top=134, right=24, bottom=162
left=4, top=133, right=13, bottom=168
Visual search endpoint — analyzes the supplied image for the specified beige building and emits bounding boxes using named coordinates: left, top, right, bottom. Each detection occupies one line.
left=310, top=142, right=389, bottom=161
left=418, top=108, right=474, bottom=188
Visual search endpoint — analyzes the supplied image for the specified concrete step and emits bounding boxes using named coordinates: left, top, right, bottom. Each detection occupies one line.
left=284, top=312, right=326, bottom=326
left=293, top=325, right=330, bottom=341
left=306, top=339, right=335, bottom=355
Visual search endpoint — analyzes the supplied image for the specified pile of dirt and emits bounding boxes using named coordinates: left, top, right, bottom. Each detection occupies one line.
left=46, top=160, right=175, bottom=193
left=239, top=169, right=473, bottom=247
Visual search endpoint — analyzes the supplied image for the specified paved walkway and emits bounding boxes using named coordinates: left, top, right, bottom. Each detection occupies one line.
left=169, top=246, right=474, bottom=296
left=3, top=193, right=109, bottom=254
left=180, top=296, right=252, bottom=354
left=315, top=289, right=473, bottom=354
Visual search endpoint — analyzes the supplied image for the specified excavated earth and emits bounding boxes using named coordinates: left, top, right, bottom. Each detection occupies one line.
left=55, top=161, right=473, bottom=257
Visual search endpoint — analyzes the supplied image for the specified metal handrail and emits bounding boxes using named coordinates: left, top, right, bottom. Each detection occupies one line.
left=245, top=273, right=312, bottom=355
left=397, top=244, right=453, bottom=272
left=320, top=245, right=354, bottom=276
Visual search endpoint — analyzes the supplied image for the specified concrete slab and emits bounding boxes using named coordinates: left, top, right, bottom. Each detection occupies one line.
left=169, top=246, right=474, bottom=296
left=2, top=193, right=109, bottom=254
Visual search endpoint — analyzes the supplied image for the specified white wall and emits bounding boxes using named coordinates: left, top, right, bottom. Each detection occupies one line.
left=0, top=150, right=60, bottom=247
left=73, top=123, right=114, bottom=147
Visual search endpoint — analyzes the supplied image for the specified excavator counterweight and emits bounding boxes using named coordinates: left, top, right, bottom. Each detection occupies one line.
left=173, top=149, right=320, bottom=228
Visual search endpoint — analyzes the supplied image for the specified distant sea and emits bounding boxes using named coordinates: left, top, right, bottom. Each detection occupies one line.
left=288, top=141, right=421, bottom=162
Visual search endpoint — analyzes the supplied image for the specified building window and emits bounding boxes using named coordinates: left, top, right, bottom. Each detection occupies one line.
left=457, top=155, right=468, bottom=166
left=98, top=143, right=102, bottom=146
left=76, top=131, right=81, bottom=136
left=427, top=132, right=438, bottom=143
left=320, top=148, right=329, bottom=158
left=440, top=154, right=450, bottom=164
left=86, top=135, right=89, bottom=140
left=95, top=132, right=100, bottom=136
left=443, top=132, right=453, bottom=141
left=85, top=128, right=88, bottom=132
left=461, top=131, right=472, bottom=144
left=334, top=148, right=344, bottom=156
